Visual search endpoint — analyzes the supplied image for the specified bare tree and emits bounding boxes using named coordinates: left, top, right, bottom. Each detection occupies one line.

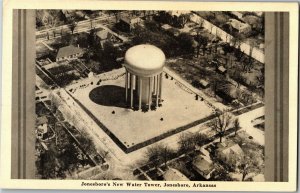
left=68, top=19, right=77, bottom=34
left=212, top=111, right=233, bottom=143
left=146, top=144, right=175, bottom=168
left=178, top=132, right=207, bottom=154
left=108, top=10, right=121, bottom=23
left=238, top=153, right=261, bottom=181
left=233, top=118, right=241, bottom=136
left=178, top=13, right=190, bottom=28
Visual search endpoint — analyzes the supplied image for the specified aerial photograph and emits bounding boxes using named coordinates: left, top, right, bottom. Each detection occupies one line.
left=35, top=10, right=265, bottom=181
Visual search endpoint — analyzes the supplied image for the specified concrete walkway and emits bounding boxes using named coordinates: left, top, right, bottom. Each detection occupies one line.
left=237, top=106, right=264, bottom=145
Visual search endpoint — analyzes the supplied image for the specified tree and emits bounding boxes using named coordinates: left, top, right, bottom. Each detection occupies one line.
left=67, top=17, right=77, bottom=34
left=38, top=149, right=58, bottom=179
left=196, top=35, right=209, bottom=56
left=233, top=118, right=241, bottom=136
left=237, top=153, right=261, bottom=181
left=156, top=11, right=173, bottom=24
left=146, top=144, right=175, bottom=167
left=177, top=32, right=195, bottom=54
left=212, top=111, right=233, bottom=143
left=231, top=36, right=243, bottom=49
left=177, top=14, right=190, bottom=28
left=222, top=43, right=235, bottom=67
left=76, top=132, right=97, bottom=155
left=101, top=41, right=120, bottom=70
left=211, top=165, right=233, bottom=181
left=107, top=10, right=121, bottom=23
left=178, top=132, right=207, bottom=155
left=59, top=143, right=80, bottom=175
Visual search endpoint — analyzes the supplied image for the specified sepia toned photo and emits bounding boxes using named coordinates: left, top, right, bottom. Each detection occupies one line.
left=35, top=9, right=266, bottom=182
left=0, top=0, right=298, bottom=191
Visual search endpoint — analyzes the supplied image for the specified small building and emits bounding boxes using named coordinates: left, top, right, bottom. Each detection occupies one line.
left=169, top=10, right=190, bottom=17
left=118, top=17, right=142, bottom=32
left=161, top=24, right=172, bottom=31
left=217, top=65, right=227, bottom=75
left=192, top=79, right=210, bottom=89
left=217, top=141, right=244, bottom=166
left=36, top=116, right=49, bottom=139
left=230, top=11, right=244, bottom=19
left=199, top=79, right=210, bottom=88
left=227, top=19, right=251, bottom=34
left=216, top=84, right=239, bottom=103
left=192, top=155, right=215, bottom=180
left=95, top=29, right=118, bottom=46
left=163, top=168, right=190, bottom=181
left=56, top=45, right=84, bottom=61
left=96, top=29, right=113, bottom=40
left=161, top=24, right=180, bottom=37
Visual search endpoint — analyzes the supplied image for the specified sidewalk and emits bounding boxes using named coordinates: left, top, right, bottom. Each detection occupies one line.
left=237, top=106, right=264, bottom=145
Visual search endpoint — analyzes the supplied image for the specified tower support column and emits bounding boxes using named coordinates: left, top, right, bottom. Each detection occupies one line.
left=125, top=71, right=128, bottom=102
left=159, top=72, right=163, bottom=102
left=139, top=77, right=142, bottom=110
left=130, top=74, right=134, bottom=108
left=156, top=74, right=159, bottom=107
left=148, top=77, right=152, bottom=110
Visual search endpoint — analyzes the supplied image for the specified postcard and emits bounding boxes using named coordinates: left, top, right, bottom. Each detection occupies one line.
left=0, top=0, right=298, bottom=191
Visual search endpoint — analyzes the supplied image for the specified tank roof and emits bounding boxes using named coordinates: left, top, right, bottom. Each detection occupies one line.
left=124, top=44, right=165, bottom=76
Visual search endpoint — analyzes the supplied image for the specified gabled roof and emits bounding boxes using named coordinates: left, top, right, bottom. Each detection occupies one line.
left=192, top=155, right=214, bottom=176
left=217, top=65, right=227, bottom=73
left=56, top=45, right=84, bottom=59
left=217, top=141, right=244, bottom=156
left=36, top=116, right=48, bottom=126
left=161, top=24, right=172, bottom=30
left=120, top=17, right=141, bottom=25
left=228, top=19, right=251, bottom=31
left=199, top=79, right=210, bottom=87
left=169, top=10, right=190, bottom=17
left=96, top=29, right=112, bottom=40
left=163, top=168, right=190, bottom=181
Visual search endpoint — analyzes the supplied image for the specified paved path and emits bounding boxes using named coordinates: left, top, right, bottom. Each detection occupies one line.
left=237, top=106, right=264, bottom=145
left=41, top=41, right=55, bottom=51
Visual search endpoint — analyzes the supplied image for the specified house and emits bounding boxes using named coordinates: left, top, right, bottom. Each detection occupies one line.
left=36, top=116, right=49, bottom=139
left=161, top=24, right=180, bottom=37
left=199, top=79, right=210, bottom=88
left=216, top=84, right=239, bottom=103
left=192, top=155, right=215, bottom=180
left=169, top=10, right=190, bottom=17
left=192, top=79, right=210, bottom=89
left=217, top=65, right=227, bottom=75
left=56, top=45, right=84, bottom=61
left=230, top=11, right=244, bottom=19
left=217, top=141, right=244, bottom=166
left=227, top=19, right=251, bottom=34
left=161, top=24, right=172, bottom=31
left=117, top=17, right=142, bottom=32
left=163, top=168, right=190, bottom=181
left=95, top=29, right=118, bottom=46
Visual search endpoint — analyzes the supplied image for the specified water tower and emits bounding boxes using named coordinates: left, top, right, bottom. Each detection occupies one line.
left=123, top=44, right=166, bottom=110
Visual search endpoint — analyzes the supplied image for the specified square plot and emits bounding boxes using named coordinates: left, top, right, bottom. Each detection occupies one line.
left=71, top=72, right=215, bottom=153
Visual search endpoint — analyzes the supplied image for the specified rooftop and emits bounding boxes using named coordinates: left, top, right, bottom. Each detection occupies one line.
left=124, top=44, right=166, bottom=76
left=36, top=116, right=48, bottom=126
left=192, top=155, right=214, bottom=176
left=56, top=45, right=84, bottom=59
left=163, top=168, right=190, bottom=181
left=217, top=141, right=244, bottom=156
left=96, top=29, right=112, bottom=40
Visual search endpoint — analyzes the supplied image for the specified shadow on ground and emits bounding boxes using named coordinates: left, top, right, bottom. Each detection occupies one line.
left=89, top=85, right=129, bottom=108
